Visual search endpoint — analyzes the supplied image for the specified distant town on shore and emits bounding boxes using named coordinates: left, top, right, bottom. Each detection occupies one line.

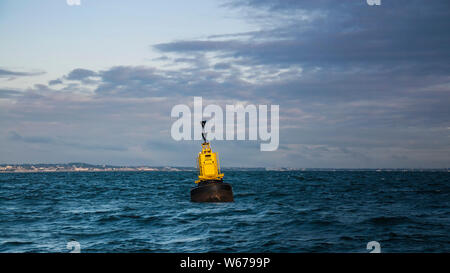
left=0, top=163, right=448, bottom=173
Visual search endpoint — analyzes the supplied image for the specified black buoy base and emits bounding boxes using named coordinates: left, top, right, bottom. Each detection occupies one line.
left=191, top=180, right=234, bottom=202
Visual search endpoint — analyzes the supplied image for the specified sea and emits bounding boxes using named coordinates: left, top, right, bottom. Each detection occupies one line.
left=0, top=171, right=448, bottom=253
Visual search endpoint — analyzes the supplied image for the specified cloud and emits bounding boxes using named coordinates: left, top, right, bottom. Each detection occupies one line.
left=48, top=79, right=63, bottom=86
left=8, top=131, right=53, bottom=144
left=7, top=131, right=127, bottom=152
left=156, top=0, right=450, bottom=72
left=154, top=40, right=241, bottom=53
left=214, top=62, right=232, bottom=70
left=149, top=0, right=450, bottom=125
left=0, top=89, right=22, bottom=98
left=0, top=68, right=45, bottom=78
left=66, top=68, right=97, bottom=81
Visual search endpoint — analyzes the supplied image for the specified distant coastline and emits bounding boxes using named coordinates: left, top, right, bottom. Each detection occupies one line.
left=0, top=163, right=448, bottom=173
left=0, top=163, right=190, bottom=173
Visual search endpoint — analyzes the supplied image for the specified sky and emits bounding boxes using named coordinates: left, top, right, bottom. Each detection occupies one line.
left=0, top=0, right=449, bottom=168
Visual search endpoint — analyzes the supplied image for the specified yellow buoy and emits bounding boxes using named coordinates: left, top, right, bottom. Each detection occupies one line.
left=190, top=120, right=234, bottom=202
left=195, top=142, right=224, bottom=184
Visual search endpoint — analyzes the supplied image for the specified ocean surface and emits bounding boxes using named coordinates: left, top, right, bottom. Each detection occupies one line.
left=0, top=171, right=448, bottom=253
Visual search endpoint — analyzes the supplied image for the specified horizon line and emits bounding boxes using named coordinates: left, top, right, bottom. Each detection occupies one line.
left=0, top=162, right=448, bottom=170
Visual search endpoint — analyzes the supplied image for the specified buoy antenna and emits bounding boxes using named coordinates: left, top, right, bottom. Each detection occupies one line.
left=201, top=120, right=207, bottom=143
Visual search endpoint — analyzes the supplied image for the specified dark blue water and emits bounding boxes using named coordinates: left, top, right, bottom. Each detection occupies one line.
left=0, top=171, right=449, bottom=253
